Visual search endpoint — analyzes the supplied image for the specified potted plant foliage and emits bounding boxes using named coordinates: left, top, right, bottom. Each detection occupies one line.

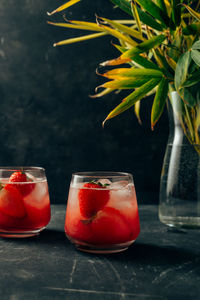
left=48, top=0, right=200, bottom=229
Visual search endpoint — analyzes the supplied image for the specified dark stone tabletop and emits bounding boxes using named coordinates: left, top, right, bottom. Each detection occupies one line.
left=0, top=205, right=199, bottom=300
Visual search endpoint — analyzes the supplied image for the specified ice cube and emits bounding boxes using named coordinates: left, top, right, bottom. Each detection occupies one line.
left=111, top=181, right=129, bottom=190
left=97, top=179, right=112, bottom=187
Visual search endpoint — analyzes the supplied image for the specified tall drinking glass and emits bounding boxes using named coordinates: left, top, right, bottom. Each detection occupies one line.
left=65, top=172, right=140, bottom=253
left=0, top=167, right=51, bottom=237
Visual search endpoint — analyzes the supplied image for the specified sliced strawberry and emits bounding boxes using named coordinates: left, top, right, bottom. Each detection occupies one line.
left=0, top=184, right=26, bottom=218
left=91, top=207, right=133, bottom=244
left=78, top=182, right=109, bottom=219
left=9, top=171, right=35, bottom=196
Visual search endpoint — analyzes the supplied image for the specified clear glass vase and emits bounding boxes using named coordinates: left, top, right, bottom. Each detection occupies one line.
left=159, top=92, right=200, bottom=229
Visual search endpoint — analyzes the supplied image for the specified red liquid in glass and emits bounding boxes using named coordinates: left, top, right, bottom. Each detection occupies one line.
left=65, top=181, right=140, bottom=248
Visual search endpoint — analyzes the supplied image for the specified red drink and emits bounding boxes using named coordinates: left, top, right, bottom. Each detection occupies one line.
left=0, top=167, right=51, bottom=237
left=65, top=172, right=140, bottom=253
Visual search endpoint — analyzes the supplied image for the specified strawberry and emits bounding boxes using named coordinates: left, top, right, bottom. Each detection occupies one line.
left=9, top=171, right=35, bottom=196
left=78, top=182, right=109, bottom=219
left=91, top=207, right=132, bottom=244
left=0, top=184, right=26, bottom=218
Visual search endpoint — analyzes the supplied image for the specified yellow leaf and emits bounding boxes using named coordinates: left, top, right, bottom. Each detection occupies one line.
left=90, top=88, right=115, bottom=98
left=53, top=32, right=107, bottom=47
left=134, top=101, right=142, bottom=124
left=182, top=4, right=200, bottom=22
left=98, top=24, right=137, bottom=47
left=131, top=1, right=142, bottom=34
left=99, top=17, right=145, bottom=41
left=47, top=21, right=104, bottom=32
left=47, top=0, right=81, bottom=16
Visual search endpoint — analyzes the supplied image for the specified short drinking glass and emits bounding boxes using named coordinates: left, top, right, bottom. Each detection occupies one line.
left=0, top=167, right=51, bottom=237
left=65, top=172, right=140, bottom=253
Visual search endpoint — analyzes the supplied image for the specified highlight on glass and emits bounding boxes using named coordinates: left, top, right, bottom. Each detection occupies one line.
left=65, top=172, right=140, bottom=253
left=0, top=167, right=51, bottom=238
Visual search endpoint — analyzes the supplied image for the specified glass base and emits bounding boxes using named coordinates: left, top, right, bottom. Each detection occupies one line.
left=159, top=215, right=200, bottom=229
left=0, top=227, right=46, bottom=238
left=67, top=236, right=135, bottom=254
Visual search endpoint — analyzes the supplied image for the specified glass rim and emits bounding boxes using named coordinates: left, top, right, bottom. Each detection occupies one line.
left=0, top=167, right=46, bottom=183
left=0, top=166, right=45, bottom=171
left=72, top=171, right=133, bottom=179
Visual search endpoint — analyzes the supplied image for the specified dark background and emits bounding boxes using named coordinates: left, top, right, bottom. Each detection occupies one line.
left=0, top=0, right=169, bottom=204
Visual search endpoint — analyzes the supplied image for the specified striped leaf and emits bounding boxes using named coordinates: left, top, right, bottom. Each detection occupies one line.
left=175, top=51, right=191, bottom=90
left=181, top=70, right=200, bottom=88
left=103, top=78, right=161, bottom=125
left=192, top=40, right=200, bottom=50
left=151, top=77, right=169, bottom=128
left=191, top=50, right=200, bottom=67
left=179, top=88, right=197, bottom=107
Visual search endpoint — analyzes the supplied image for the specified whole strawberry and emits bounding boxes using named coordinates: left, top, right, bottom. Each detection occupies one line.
left=9, top=171, right=35, bottom=196
left=78, top=182, right=109, bottom=219
left=0, top=184, right=26, bottom=218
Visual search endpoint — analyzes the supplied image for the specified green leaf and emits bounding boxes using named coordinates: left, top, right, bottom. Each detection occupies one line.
left=102, top=78, right=150, bottom=89
left=137, top=6, right=164, bottom=31
left=103, top=77, right=161, bottom=125
left=102, top=68, right=163, bottom=79
left=151, top=77, right=169, bottom=128
left=175, top=51, right=191, bottom=90
left=181, top=70, right=200, bottom=88
left=165, top=53, right=176, bottom=71
left=192, top=40, right=200, bottom=50
left=101, top=34, right=166, bottom=66
left=112, top=43, right=127, bottom=53
left=135, top=0, right=172, bottom=28
left=171, top=0, right=181, bottom=26
left=110, top=0, right=133, bottom=16
left=153, top=0, right=167, bottom=12
left=183, top=23, right=200, bottom=36
left=122, top=34, right=166, bottom=59
left=191, top=50, right=200, bottom=67
left=179, top=88, right=197, bottom=107
left=153, top=49, right=174, bottom=77
left=131, top=54, right=160, bottom=70
left=110, top=0, right=164, bottom=31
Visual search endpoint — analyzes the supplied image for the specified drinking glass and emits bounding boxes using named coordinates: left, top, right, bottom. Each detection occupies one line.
left=0, top=167, right=51, bottom=237
left=65, top=172, right=140, bottom=253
